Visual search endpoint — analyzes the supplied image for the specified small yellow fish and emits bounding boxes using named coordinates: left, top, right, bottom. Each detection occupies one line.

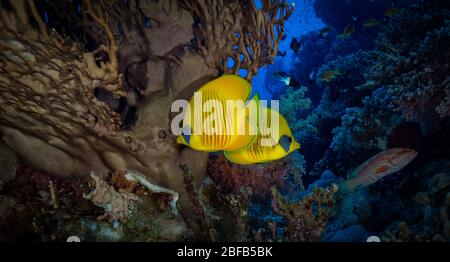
left=384, top=7, right=399, bottom=17
left=224, top=108, right=300, bottom=165
left=177, top=75, right=258, bottom=152
left=320, top=69, right=341, bottom=83
left=363, top=18, right=380, bottom=27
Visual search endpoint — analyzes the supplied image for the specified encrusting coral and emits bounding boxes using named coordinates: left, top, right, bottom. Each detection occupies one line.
left=180, top=164, right=217, bottom=241
left=181, top=0, right=294, bottom=81
left=207, top=155, right=288, bottom=198
left=383, top=192, right=450, bottom=242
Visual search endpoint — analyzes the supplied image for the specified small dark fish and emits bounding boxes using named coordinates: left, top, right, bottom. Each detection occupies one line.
left=281, top=34, right=287, bottom=41
left=290, top=38, right=302, bottom=53
left=276, top=50, right=287, bottom=57
left=288, top=78, right=300, bottom=88
left=319, top=27, right=331, bottom=38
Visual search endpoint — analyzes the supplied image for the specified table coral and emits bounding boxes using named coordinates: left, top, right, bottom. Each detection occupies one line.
left=207, top=155, right=288, bottom=197
left=83, top=172, right=139, bottom=223
left=181, top=0, right=294, bottom=81
left=370, top=1, right=450, bottom=127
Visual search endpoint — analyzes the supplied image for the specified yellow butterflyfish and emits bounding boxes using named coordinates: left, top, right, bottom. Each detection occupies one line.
left=177, top=75, right=258, bottom=152
left=224, top=107, right=300, bottom=165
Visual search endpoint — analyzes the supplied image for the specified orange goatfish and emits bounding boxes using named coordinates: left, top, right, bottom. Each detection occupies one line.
left=340, top=148, right=418, bottom=193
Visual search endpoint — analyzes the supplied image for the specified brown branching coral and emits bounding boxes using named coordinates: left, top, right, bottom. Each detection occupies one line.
left=180, top=0, right=294, bottom=81
left=272, top=185, right=338, bottom=241
left=180, top=164, right=217, bottom=241
left=369, top=2, right=450, bottom=126
left=216, top=188, right=253, bottom=241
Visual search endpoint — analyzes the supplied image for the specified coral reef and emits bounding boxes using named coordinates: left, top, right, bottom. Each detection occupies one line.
left=278, top=84, right=314, bottom=175
left=123, top=196, right=187, bottom=242
left=0, top=162, right=101, bottom=241
left=323, top=158, right=450, bottom=242
left=207, top=155, right=288, bottom=198
left=313, top=0, right=388, bottom=33
left=220, top=189, right=253, bottom=241
left=0, top=143, right=16, bottom=184
left=280, top=86, right=312, bottom=131
left=197, top=179, right=254, bottom=241
left=0, top=0, right=291, bottom=222
left=0, top=0, right=207, bottom=220
left=0, top=0, right=449, bottom=243
left=273, top=0, right=450, bottom=243
left=381, top=159, right=450, bottom=242
left=287, top=51, right=380, bottom=174
left=83, top=172, right=139, bottom=223
left=316, top=51, right=378, bottom=89
left=304, top=1, right=450, bottom=179
left=310, top=85, right=400, bottom=177
left=180, top=164, right=216, bottom=241
left=289, top=31, right=334, bottom=100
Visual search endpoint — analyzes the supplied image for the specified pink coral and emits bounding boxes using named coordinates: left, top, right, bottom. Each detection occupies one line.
left=84, top=172, right=139, bottom=223
left=207, top=155, right=287, bottom=197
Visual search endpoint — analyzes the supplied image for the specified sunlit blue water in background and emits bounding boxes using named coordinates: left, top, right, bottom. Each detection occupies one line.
left=251, top=0, right=324, bottom=100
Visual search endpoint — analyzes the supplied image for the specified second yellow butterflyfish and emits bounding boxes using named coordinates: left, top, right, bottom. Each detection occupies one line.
left=224, top=107, right=300, bottom=165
